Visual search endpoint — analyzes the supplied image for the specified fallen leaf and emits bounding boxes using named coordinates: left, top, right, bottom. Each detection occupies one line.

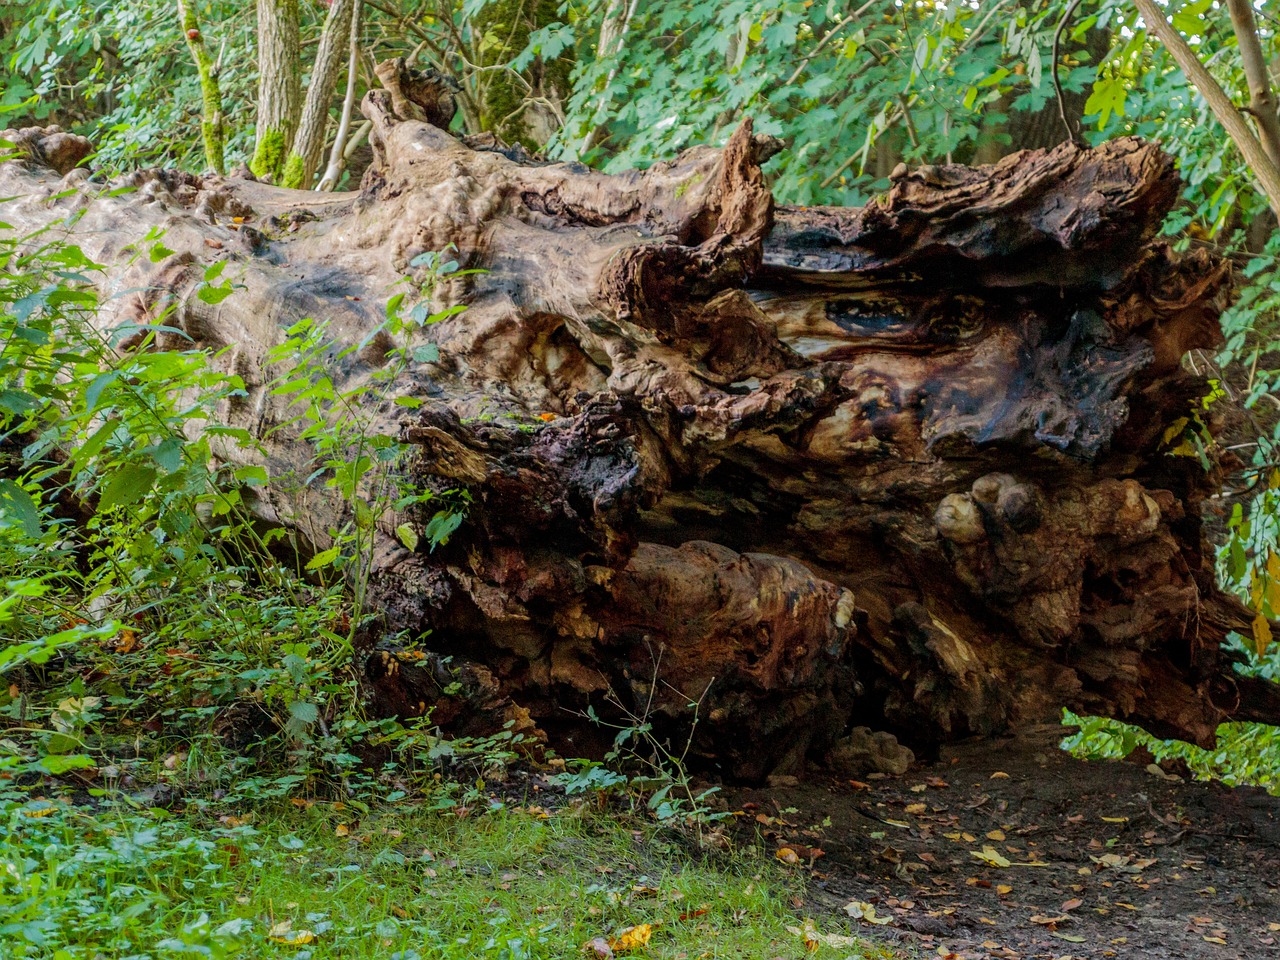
left=970, top=846, right=1011, bottom=868
left=789, top=920, right=865, bottom=949
left=1052, top=932, right=1086, bottom=943
left=1101, top=816, right=1129, bottom=824
left=844, top=900, right=892, bottom=925
left=608, top=924, right=653, bottom=953
left=1031, top=914, right=1069, bottom=925
left=986, top=829, right=1006, bottom=841
left=996, top=884, right=1013, bottom=896
left=1062, top=898, right=1084, bottom=911
left=905, top=803, right=927, bottom=815
left=267, top=921, right=316, bottom=946
left=990, top=772, right=1010, bottom=779
left=335, top=823, right=350, bottom=837
left=583, top=936, right=614, bottom=958
left=775, top=847, right=800, bottom=865
left=1203, top=937, right=1228, bottom=945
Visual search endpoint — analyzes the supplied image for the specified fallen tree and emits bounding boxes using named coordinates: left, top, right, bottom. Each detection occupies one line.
left=3, top=74, right=1276, bottom=780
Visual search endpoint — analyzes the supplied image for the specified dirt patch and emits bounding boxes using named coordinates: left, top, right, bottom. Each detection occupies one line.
left=723, top=727, right=1280, bottom=959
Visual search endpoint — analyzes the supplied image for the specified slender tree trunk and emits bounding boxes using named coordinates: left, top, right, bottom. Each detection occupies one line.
left=252, top=0, right=302, bottom=181
left=317, top=0, right=363, bottom=191
left=177, top=0, right=226, bottom=175
left=3, top=86, right=1273, bottom=779
left=282, top=0, right=355, bottom=188
left=1226, top=0, right=1280, bottom=173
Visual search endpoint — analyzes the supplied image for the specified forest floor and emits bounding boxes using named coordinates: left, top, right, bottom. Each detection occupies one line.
left=724, top=728, right=1280, bottom=960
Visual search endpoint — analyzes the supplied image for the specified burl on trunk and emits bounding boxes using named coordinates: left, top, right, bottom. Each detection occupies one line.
left=3, top=71, right=1275, bottom=779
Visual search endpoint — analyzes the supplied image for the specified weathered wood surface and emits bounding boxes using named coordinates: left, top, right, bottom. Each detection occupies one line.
left=2, top=76, right=1267, bottom=778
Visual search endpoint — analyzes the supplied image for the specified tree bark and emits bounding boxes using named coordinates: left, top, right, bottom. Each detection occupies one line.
left=252, top=0, right=303, bottom=180
left=282, top=0, right=355, bottom=188
left=2, top=84, right=1272, bottom=779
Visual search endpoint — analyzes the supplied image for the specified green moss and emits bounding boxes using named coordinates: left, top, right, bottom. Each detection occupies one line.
left=178, top=0, right=225, bottom=174
left=250, top=127, right=287, bottom=181
left=280, top=151, right=306, bottom=189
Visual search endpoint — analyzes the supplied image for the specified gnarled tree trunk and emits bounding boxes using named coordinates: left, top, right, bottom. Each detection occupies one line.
left=2, top=74, right=1274, bottom=779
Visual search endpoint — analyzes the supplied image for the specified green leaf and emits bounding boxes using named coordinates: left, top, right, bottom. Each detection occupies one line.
left=97, top=463, right=157, bottom=512
left=396, top=523, right=420, bottom=552
left=1084, top=76, right=1126, bottom=129
left=305, top=546, right=341, bottom=571
left=288, top=701, right=319, bottom=725
left=234, top=465, right=269, bottom=486
left=425, top=509, right=465, bottom=549
left=150, top=437, right=184, bottom=473
left=72, top=420, right=119, bottom=474
left=0, top=480, right=41, bottom=538
left=38, top=754, right=96, bottom=774
left=197, top=282, right=234, bottom=305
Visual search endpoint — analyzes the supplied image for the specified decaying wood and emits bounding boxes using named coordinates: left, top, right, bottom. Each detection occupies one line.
left=2, top=72, right=1271, bottom=779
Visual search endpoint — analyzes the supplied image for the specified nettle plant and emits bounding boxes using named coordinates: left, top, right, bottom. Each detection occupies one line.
left=0, top=212, right=481, bottom=800
left=263, top=247, right=476, bottom=624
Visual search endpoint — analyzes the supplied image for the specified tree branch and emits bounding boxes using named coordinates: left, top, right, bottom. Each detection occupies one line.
left=1226, top=0, right=1280, bottom=172
left=1133, top=0, right=1280, bottom=217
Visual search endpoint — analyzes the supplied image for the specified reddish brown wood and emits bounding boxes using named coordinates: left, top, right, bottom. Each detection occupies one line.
left=1, top=76, right=1268, bottom=778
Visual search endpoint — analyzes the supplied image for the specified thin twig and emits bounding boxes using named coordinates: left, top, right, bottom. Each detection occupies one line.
left=1052, top=0, right=1085, bottom=144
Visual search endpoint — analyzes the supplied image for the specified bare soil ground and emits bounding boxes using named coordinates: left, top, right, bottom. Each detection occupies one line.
left=723, top=728, right=1280, bottom=959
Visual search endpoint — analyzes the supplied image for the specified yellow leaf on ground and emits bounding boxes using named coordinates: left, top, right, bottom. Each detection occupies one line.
left=986, top=830, right=1006, bottom=841
left=775, top=847, right=800, bottom=864
left=608, top=924, right=653, bottom=953
left=844, top=900, right=893, bottom=925
left=266, top=921, right=316, bottom=946
left=905, top=803, right=927, bottom=815
left=334, top=823, right=350, bottom=837
left=970, top=846, right=1011, bottom=868
left=989, top=772, right=1010, bottom=779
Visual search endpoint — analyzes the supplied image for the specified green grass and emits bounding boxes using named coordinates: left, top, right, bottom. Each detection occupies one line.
left=0, top=793, right=892, bottom=959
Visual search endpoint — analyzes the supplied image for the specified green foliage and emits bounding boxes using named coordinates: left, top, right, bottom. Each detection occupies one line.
left=0, top=222, right=477, bottom=804
left=0, top=0, right=259, bottom=171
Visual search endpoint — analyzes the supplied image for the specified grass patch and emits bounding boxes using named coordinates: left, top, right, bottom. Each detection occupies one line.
left=0, top=793, right=894, bottom=959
